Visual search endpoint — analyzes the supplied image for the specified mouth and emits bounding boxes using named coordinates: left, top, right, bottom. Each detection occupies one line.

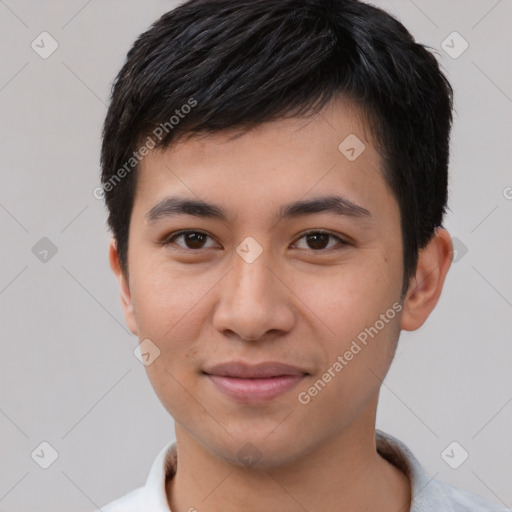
left=203, top=361, right=309, bottom=403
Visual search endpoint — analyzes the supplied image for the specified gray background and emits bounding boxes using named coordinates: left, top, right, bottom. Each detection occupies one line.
left=0, top=1, right=511, bottom=511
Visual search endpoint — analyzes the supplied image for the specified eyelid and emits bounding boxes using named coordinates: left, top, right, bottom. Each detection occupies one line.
left=291, top=230, right=348, bottom=250
left=162, top=229, right=221, bottom=249
left=161, top=229, right=349, bottom=251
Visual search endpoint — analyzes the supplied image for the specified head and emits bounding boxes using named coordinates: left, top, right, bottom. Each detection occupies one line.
left=101, top=0, right=454, bottom=467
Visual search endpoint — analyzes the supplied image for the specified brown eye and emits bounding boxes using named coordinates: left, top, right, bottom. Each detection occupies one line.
left=293, top=231, right=345, bottom=251
left=183, top=232, right=207, bottom=249
left=165, top=231, right=218, bottom=250
left=305, top=233, right=330, bottom=250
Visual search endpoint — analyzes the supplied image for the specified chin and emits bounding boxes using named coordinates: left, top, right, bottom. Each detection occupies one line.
left=204, top=429, right=312, bottom=470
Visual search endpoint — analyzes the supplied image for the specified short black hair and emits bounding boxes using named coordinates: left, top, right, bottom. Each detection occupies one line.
left=100, top=0, right=453, bottom=297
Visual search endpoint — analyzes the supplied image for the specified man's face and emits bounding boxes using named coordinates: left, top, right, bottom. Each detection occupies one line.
left=118, top=99, right=405, bottom=467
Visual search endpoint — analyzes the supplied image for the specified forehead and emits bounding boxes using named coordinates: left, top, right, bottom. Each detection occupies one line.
left=133, top=97, right=395, bottom=225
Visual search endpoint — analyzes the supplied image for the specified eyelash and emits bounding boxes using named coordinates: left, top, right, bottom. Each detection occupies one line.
left=161, top=229, right=348, bottom=252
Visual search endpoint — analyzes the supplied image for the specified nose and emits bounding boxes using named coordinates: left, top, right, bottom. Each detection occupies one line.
left=212, top=247, right=296, bottom=342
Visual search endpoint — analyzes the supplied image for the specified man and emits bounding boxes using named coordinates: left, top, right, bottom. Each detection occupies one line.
left=97, top=0, right=507, bottom=510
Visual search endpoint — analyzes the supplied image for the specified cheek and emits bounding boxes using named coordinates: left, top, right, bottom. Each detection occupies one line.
left=294, top=255, right=402, bottom=388
left=294, top=254, right=399, bottom=331
left=129, top=261, right=214, bottom=339
left=297, top=303, right=401, bottom=423
left=131, top=266, right=210, bottom=416
left=128, top=262, right=222, bottom=394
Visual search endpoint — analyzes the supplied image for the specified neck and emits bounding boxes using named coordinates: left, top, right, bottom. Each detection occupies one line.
left=166, top=402, right=410, bottom=512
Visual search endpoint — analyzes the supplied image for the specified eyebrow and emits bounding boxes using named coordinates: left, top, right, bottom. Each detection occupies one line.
left=145, top=195, right=372, bottom=224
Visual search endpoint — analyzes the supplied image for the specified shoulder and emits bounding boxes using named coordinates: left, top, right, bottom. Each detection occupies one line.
left=423, top=477, right=509, bottom=512
left=90, top=440, right=176, bottom=512
left=93, top=486, right=144, bottom=512
left=375, top=430, right=509, bottom=512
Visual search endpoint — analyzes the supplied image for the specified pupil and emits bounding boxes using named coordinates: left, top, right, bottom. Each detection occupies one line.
left=307, top=233, right=329, bottom=250
left=186, top=232, right=205, bottom=248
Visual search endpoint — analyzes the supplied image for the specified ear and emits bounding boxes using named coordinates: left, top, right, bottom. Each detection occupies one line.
left=109, top=238, right=138, bottom=335
left=400, top=228, right=453, bottom=331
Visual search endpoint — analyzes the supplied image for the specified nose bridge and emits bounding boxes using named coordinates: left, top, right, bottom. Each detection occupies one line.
left=212, top=243, right=295, bottom=339
left=230, top=246, right=276, bottom=310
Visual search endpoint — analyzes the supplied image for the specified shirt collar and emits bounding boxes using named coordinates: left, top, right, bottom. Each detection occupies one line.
left=375, top=429, right=450, bottom=510
left=141, top=440, right=177, bottom=511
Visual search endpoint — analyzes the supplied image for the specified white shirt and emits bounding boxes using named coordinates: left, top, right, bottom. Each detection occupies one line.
left=96, top=429, right=509, bottom=512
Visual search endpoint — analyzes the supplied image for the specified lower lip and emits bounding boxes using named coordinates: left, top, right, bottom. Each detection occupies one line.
left=206, top=374, right=306, bottom=402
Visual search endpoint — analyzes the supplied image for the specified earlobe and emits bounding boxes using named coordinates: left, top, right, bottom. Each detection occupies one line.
left=108, top=238, right=138, bottom=335
left=400, top=228, right=453, bottom=331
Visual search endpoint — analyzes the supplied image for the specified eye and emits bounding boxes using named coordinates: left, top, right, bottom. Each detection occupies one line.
left=163, top=230, right=219, bottom=250
left=292, top=230, right=346, bottom=251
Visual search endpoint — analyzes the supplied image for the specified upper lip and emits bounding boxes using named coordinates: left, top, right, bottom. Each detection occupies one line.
left=203, top=361, right=309, bottom=379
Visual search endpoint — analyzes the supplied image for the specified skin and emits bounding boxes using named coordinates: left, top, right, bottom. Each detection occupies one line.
left=110, top=97, right=453, bottom=512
